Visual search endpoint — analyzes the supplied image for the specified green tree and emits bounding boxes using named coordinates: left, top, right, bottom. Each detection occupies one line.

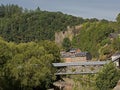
left=0, top=39, right=61, bottom=89
left=0, top=4, right=85, bottom=43
left=5, top=42, right=58, bottom=89
left=112, top=37, right=120, bottom=51
left=116, top=13, right=120, bottom=24
left=0, top=37, right=12, bottom=66
left=62, top=37, right=71, bottom=51
left=39, top=40, right=61, bottom=62
left=95, top=62, right=120, bottom=90
left=72, top=21, right=114, bottom=58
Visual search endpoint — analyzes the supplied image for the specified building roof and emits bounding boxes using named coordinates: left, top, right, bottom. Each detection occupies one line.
left=69, top=48, right=77, bottom=53
left=109, top=33, right=118, bottom=38
left=75, top=52, right=89, bottom=57
left=52, top=61, right=108, bottom=67
left=61, top=54, right=71, bottom=58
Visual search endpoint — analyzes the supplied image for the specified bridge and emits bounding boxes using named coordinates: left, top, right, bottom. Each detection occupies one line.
left=53, top=61, right=108, bottom=75
left=52, top=55, right=120, bottom=75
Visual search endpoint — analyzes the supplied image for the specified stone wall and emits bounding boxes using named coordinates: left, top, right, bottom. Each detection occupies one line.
left=63, top=57, right=87, bottom=63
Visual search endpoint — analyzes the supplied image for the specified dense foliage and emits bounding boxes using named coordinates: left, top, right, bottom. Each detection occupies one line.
left=62, top=37, right=71, bottom=51
left=95, top=62, right=120, bottom=90
left=0, top=4, right=120, bottom=59
left=0, top=38, right=60, bottom=90
left=72, top=20, right=120, bottom=59
left=0, top=4, right=85, bottom=43
left=0, top=4, right=120, bottom=90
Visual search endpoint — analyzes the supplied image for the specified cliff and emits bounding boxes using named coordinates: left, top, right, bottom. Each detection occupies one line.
left=55, top=25, right=82, bottom=46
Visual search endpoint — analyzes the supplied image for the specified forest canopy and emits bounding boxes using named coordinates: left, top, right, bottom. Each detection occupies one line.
left=0, top=4, right=85, bottom=43
left=0, top=37, right=60, bottom=90
left=0, top=4, right=120, bottom=59
left=0, top=4, right=120, bottom=90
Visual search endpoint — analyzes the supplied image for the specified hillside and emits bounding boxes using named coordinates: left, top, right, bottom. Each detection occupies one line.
left=0, top=4, right=120, bottom=59
left=72, top=21, right=120, bottom=60
left=0, top=4, right=120, bottom=90
left=0, top=4, right=85, bottom=43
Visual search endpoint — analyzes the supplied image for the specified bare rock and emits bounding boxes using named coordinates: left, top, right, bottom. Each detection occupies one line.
left=113, top=80, right=120, bottom=90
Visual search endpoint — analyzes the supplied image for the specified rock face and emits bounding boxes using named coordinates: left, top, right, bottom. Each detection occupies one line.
left=55, top=25, right=82, bottom=46
left=113, top=80, right=120, bottom=90
left=53, top=78, right=74, bottom=90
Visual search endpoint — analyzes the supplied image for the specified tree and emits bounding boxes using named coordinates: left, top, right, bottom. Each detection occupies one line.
left=5, top=42, right=59, bottom=89
left=72, top=21, right=114, bottom=58
left=112, top=37, right=120, bottom=51
left=0, top=39, right=61, bottom=89
left=95, top=62, right=120, bottom=90
left=0, top=4, right=85, bottom=43
left=0, top=37, right=12, bottom=66
left=116, top=13, right=120, bottom=24
left=39, top=40, right=61, bottom=62
left=62, top=37, right=71, bottom=51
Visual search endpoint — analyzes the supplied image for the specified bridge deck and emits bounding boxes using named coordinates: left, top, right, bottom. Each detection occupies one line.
left=55, top=71, right=97, bottom=75
left=53, top=61, right=109, bottom=67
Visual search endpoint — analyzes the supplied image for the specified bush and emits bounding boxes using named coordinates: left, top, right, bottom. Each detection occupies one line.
left=95, top=62, right=120, bottom=90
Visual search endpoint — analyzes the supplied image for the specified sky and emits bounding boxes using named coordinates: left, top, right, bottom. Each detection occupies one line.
left=0, top=0, right=120, bottom=21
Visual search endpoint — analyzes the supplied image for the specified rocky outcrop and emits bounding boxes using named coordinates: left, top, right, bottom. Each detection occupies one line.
left=53, top=78, right=74, bottom=90
left=55, top=25, right=82, bottom=46
left=113, top=80, right=120, bottom=90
